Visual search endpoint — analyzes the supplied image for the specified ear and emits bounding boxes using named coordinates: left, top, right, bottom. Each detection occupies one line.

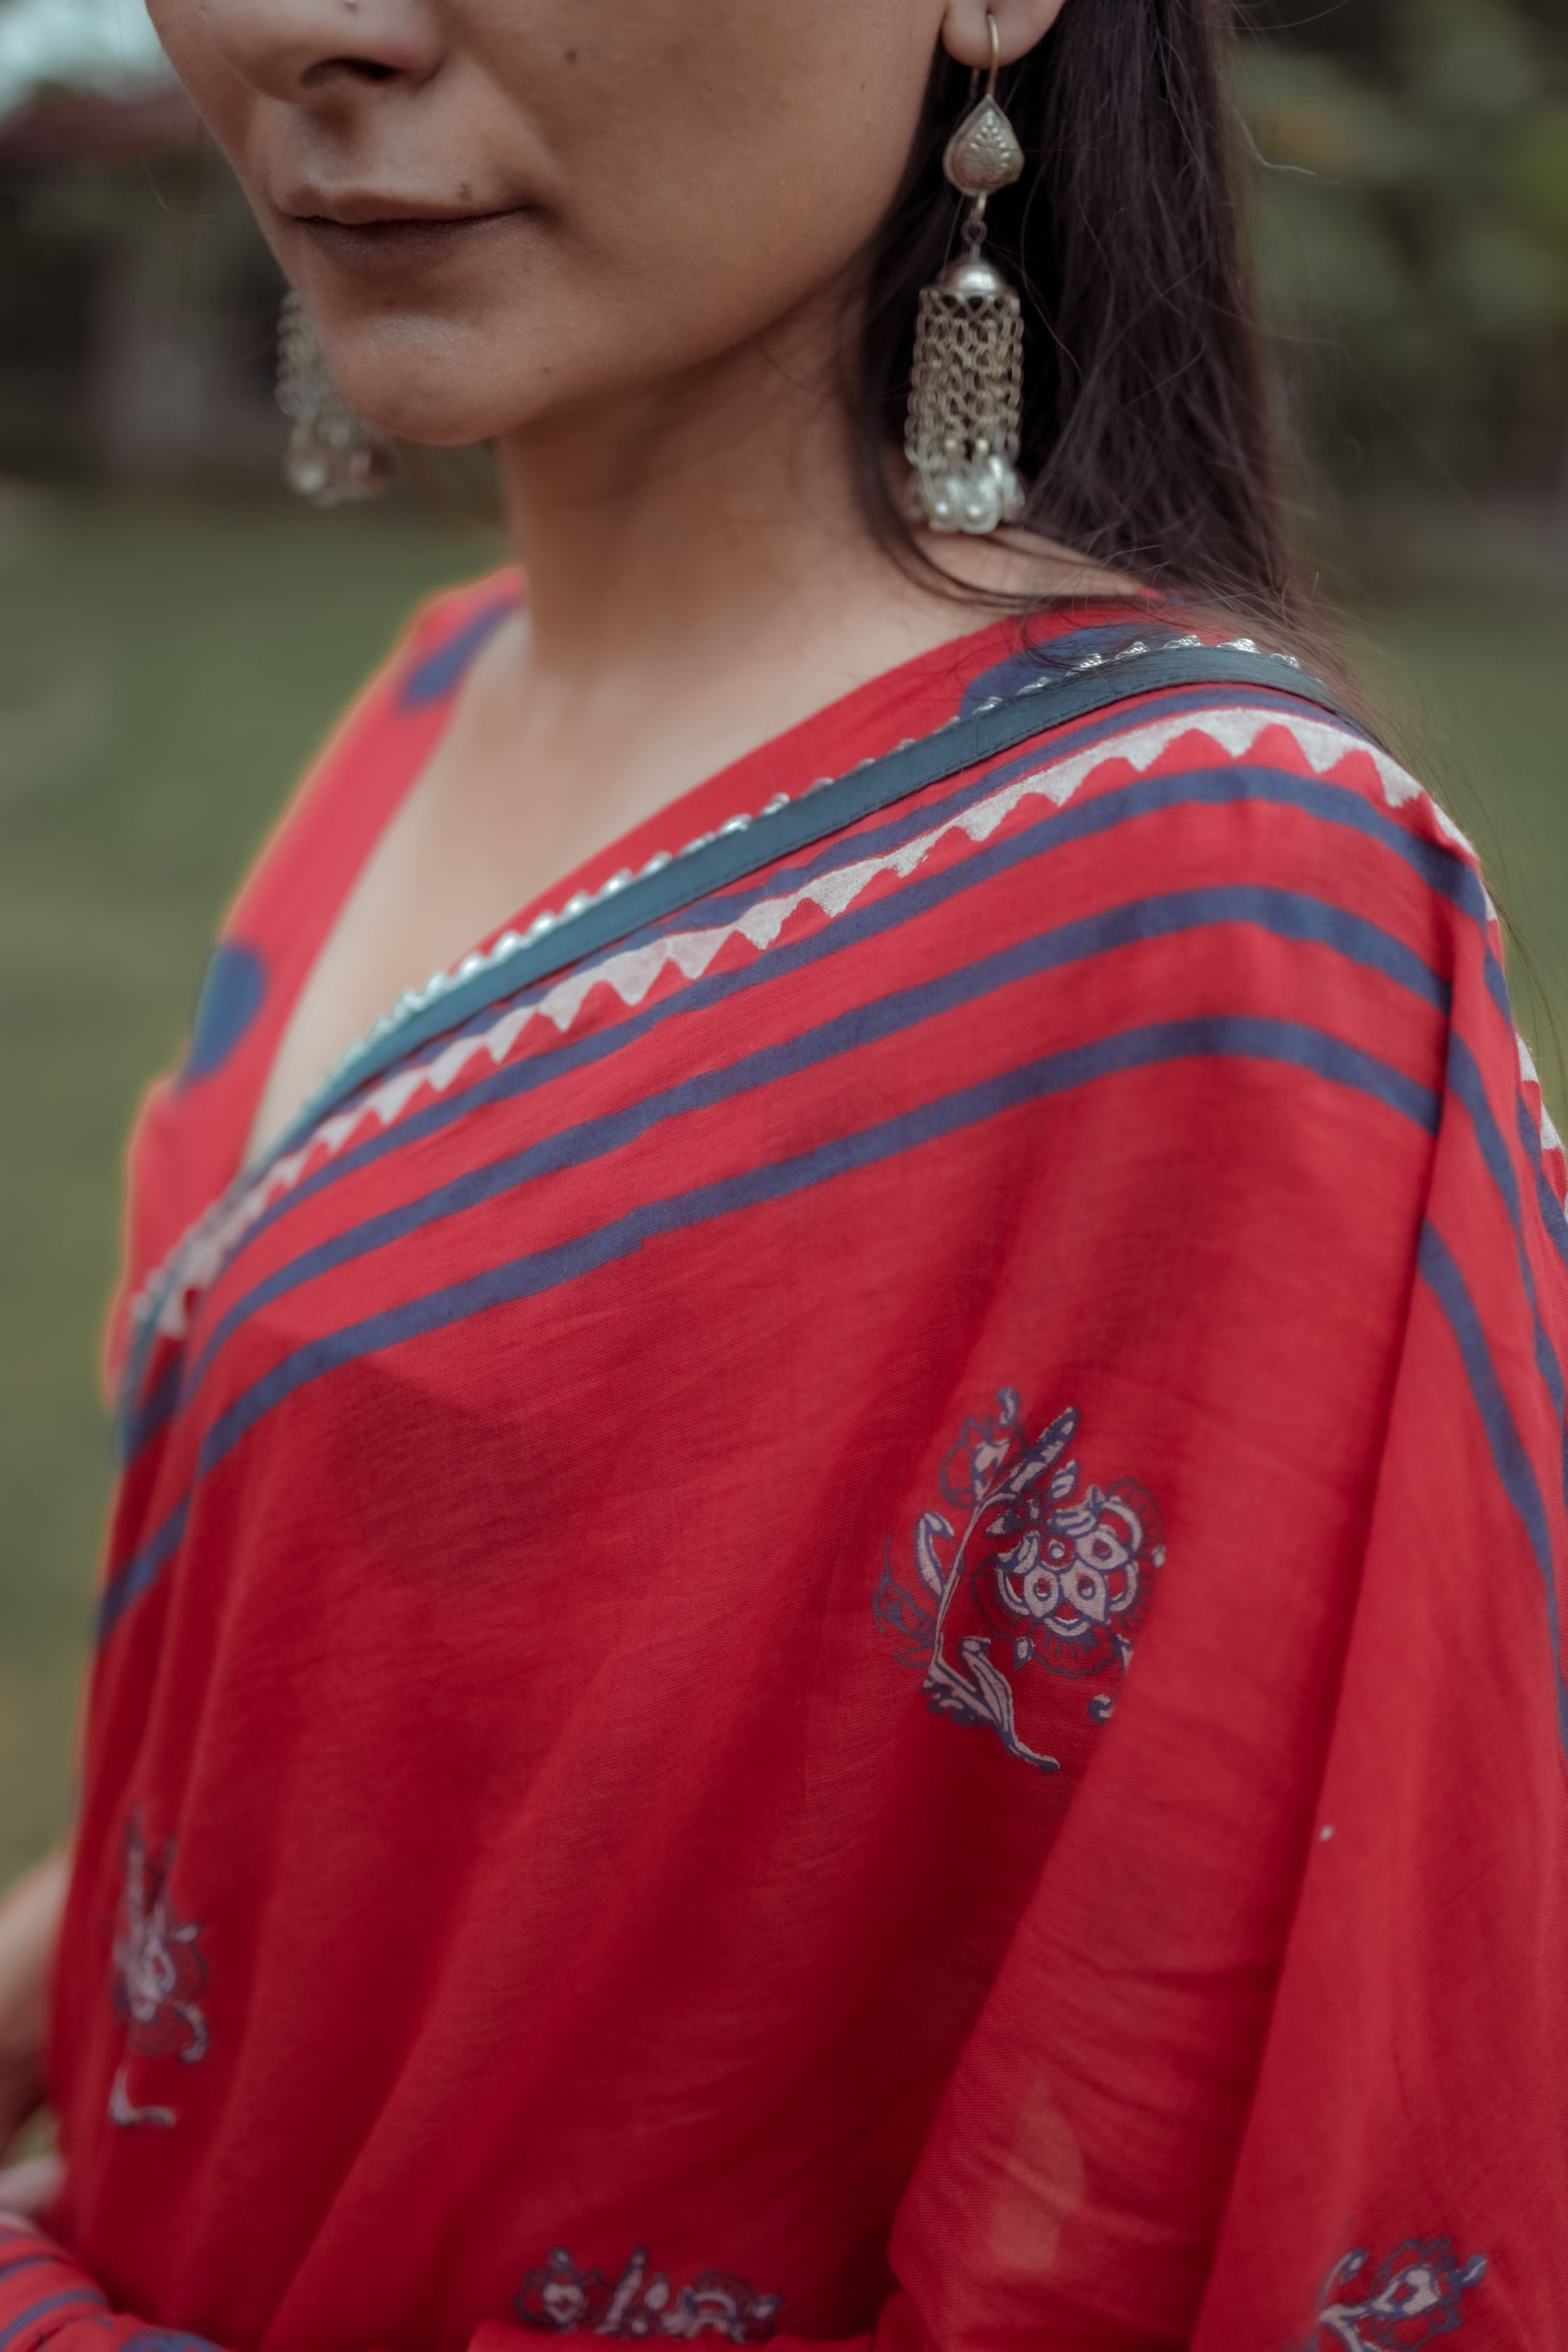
left=940, top=0, right=1068, bottom=71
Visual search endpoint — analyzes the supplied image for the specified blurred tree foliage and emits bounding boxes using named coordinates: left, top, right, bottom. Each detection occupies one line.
left=0, top=149, right=280, bottom=476
left=1237, top=0, right=1568, bottom=512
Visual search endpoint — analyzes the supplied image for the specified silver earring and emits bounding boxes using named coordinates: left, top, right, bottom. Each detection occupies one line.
left=276, top=290, right=392, bottom=507
left=905, top=12, right=1027, bottom=536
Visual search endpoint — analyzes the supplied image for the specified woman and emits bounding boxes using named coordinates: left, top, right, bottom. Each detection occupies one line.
left=0, top=0, right=1564, bottom=2345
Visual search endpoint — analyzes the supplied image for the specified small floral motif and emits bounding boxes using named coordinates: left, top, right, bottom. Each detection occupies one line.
left=873, top=1392, right=1164, bottom=1770
left=1300, top=2242, right=1487, bottom=2350
left=108, top=1812, right=209, bottom=2128
left=516, top=2247, right=779, bottom=2342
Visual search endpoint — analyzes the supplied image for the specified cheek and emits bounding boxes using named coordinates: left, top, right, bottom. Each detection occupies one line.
left=143, top=0, right=265, bottom=205
left=514, top=17, right=932, bottom=368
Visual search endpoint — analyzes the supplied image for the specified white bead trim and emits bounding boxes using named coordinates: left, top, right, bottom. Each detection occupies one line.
left=302, top=635, right=1296, bottom=1127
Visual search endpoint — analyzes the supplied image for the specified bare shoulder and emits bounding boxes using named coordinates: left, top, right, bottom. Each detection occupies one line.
left=919, top=523, right=1142, bottom=606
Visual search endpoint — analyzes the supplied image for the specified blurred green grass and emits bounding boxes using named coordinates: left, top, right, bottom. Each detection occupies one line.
left=2, top=491, right=1566, bottom=1882
left=0, top=490, right=487, bottom=1878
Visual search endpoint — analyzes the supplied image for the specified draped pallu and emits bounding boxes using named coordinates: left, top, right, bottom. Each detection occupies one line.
left=7, top=591, right=1566, bottom=2351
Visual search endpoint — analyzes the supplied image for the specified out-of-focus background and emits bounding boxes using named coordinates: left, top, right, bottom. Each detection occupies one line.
left=1, top=0, right=1566, bottom=1878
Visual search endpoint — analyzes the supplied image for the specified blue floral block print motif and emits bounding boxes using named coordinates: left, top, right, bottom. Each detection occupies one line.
left=1296, top=2242, right=1487, bottom=2350
left=516, top=2247, right=780, bottom=2342
left=107, top=1812, right=209, bottom=2129
left=873, top=1392, right=1164, bottom=1771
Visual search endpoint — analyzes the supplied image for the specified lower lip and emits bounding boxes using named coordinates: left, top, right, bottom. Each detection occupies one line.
left=297, top=211, right=525, bottom=272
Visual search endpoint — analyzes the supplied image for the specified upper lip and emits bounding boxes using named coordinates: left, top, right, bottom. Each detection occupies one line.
left=281, top=190, right=521, bottom=225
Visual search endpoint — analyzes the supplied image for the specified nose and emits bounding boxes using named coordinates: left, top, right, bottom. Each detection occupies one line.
left=204, top=0, right=445, bottom=105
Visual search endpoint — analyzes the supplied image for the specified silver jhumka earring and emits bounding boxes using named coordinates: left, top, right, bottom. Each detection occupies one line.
left=904, top=13, right=1027, bottom=536
left=276, top=290, right=392, bottom=506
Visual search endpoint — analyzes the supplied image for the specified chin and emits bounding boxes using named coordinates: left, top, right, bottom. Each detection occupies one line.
left=326, top=326, right=529, bottom=449
left=355, top=385, right=515, bottom=448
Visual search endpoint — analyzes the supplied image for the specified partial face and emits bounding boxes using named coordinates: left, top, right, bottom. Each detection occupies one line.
left=151, top=0, right=949, bottom=446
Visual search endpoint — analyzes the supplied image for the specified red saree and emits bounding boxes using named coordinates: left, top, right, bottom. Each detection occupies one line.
left=5, top=583, right=1567, bottom=2350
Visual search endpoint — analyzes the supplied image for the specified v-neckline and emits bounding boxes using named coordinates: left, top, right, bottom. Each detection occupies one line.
left=239, top=587, right=1144, bottom=1176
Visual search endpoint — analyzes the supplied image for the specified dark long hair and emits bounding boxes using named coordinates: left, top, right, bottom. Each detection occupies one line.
left=857, top=0, right=1305, bottom=637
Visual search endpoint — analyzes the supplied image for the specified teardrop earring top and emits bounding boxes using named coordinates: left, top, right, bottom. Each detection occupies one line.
left=904, top=15, right=1029, bottom=536
left=942, top=93, right=1025, bottom=198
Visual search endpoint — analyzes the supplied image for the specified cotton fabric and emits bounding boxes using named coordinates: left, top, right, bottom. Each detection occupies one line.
left=5, top=583, right=1566, bottom=2352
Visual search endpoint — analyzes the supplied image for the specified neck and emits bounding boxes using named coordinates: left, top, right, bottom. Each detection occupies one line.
left=483, top=294, right=1136, bottom=817
left=494, top=284, right=894, bottom=694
